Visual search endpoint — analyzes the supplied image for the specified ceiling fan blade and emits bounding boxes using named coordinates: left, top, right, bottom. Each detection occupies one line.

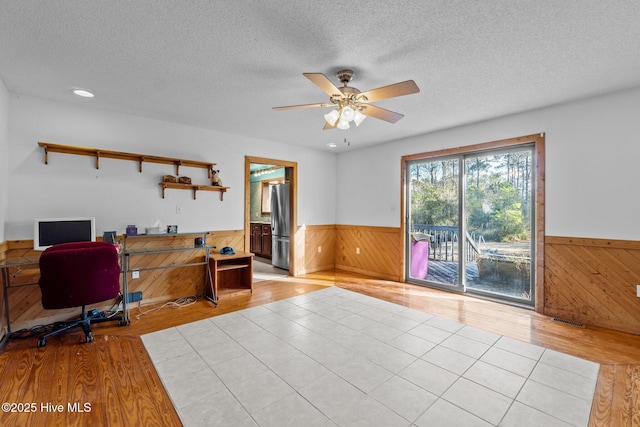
left=323, top=121, right=336, bottom=130
left=272, top=102, right=332, bottom=110
left=303, top=73, right=342, bottom=97
left=358, top=80, right=420, bottom=103
left=360, top=104, right=404, bottom=123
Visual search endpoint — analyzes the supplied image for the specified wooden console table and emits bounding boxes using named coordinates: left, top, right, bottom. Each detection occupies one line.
left=207, top=251, right=254, bottom=300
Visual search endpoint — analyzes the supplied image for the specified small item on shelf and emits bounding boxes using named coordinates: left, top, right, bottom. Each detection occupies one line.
left=103, top=231, right=117, bottom=243
left=211, top=169, right=223, bottom=186
left=167, top=225, right=178, bottom=234
left=126, top=225, right=138, bottom=235
left=146, top=220, right=163, bottom=234
left=220, top=246, right=235, bottom=255
left=163, top=175, right=177, bottom=183
left=194, top=237, right=204, bottom=247
left=179, top=176, right=191, bottom=184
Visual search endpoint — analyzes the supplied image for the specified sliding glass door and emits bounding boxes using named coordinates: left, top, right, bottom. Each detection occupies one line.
left=406, top=144, right=535, bottom=307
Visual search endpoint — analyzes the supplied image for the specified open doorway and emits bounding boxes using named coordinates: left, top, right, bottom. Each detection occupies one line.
left=245, top=156, right=297, bottom=277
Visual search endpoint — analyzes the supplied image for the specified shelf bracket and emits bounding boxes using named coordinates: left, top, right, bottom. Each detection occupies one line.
left=161, top=185, right=166, bottom=198
left=43, top=145, right=49, bottom=164
left=138, top=156, right=145, bottom=173
left=95, top=152, right=101, bottom=169
left=192, top=187, right=197, bottom=200
left=175, top=160, right=183, bottom=176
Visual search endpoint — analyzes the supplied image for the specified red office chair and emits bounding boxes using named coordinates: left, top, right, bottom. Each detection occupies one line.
left=37, top=241, right=127, bottom=347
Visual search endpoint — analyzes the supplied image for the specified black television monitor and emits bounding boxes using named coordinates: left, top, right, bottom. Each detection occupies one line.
left=33, top=217, right=96, bottom=251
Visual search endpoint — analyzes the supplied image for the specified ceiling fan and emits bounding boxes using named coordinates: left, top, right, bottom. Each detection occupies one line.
left=272, top=69, right=420, bottom=130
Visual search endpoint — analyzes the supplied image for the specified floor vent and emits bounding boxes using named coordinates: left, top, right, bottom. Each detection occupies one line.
left=552, top=317, right=585, bottom=328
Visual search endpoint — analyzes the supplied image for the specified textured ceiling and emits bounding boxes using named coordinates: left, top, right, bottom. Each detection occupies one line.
left=1, top=1, right=639, bottom=152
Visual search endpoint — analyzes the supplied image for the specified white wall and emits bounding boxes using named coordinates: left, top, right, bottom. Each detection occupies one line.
left=0, top=77, right=9, bottom=242
left=336, top=87, right=640, bottom=241
left=7, top=95, right=336, bottom=240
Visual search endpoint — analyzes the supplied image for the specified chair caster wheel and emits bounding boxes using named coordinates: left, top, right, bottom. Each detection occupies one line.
left=37, top=338, right=46, bottom=348
left=118, top=318, right=130, bottom=326
left=85, top=334, right=94, bottom=343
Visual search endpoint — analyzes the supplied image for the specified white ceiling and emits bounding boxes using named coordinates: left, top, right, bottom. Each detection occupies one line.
left=1, top=1, right=639, bottom=152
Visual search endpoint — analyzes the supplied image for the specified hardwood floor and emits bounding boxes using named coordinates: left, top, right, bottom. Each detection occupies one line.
left=1, top=270, right=638, bottom=426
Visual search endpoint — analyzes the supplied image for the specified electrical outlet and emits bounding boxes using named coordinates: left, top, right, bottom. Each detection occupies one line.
left=132, top=270, right=140, bottom=279
left=176, top=205, right=183, bottom=214
left=356, top=247, right=360, bottom=254
left=318, top=246, right=322, bottom=253
left=126, top=291, right=143, bottom=303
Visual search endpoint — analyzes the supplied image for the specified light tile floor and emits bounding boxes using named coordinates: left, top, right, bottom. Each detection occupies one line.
left=142, top=287, right=600, bottom=427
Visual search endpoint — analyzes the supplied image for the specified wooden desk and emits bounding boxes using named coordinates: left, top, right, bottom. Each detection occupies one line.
left=207, top=251, right=254, bottom=300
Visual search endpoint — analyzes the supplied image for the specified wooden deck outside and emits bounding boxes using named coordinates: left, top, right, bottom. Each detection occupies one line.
left=414, top=259, right=532, bottom=300
left=422, top=259, right=479, bottom=285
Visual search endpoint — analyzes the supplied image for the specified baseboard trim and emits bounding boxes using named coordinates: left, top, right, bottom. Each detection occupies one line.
left=335, top=264, right=400, bottom=282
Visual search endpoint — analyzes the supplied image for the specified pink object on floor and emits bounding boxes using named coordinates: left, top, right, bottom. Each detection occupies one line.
left=410, top=240, right=429, bottom=279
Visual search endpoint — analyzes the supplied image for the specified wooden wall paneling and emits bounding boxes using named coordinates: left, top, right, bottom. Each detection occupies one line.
left=206, top=230, right=245, bottom=252
left=294, top=225, right=336, bottom=275
left=127, top=256, right=204, bottom=302
left=544, top=249, right=625, bottom=328
left=335, top=225, right=402, bottom=281
left=0, top=241, right=7, bottom=262
left=6, top=230, right=640, bottom=336
left=544, top=236, right=640, bottom=335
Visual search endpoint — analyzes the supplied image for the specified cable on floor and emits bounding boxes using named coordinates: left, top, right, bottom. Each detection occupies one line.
left=135, top=296, right=199, bottom=320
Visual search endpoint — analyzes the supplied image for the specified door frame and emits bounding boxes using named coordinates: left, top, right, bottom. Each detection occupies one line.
left=244, top=156, right=298, bottom=276
left=400, top=133, right=545, bottom=312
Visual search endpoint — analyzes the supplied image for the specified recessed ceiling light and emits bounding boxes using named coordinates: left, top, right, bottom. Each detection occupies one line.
left=327, top=143, right=337, bottom=148
left=73, top=89, right=94, bottom=98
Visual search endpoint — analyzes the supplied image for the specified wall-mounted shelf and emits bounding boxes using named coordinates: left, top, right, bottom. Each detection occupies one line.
left=160, top=182, right=229, bottom=200
left=38, top=142, right=216, bottom=177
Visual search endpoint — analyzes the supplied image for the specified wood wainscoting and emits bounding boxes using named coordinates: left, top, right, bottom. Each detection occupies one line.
left=294, top=224, right=402, bottom=280
left=293, top=224, right=337, bottom=276
left=335, top=225, right=402, bottom=281
left=544, top=236, right=640, bottom=335
left=3, top=230, right=639, bottom=336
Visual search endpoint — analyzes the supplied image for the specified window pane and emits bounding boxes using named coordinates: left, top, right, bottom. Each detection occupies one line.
left=464, top=150, right=533, bottom=301
left=408, top=158, right=461, bottom=288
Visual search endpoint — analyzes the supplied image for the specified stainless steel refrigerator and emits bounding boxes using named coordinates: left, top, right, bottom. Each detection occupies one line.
left=270, top=183, right=290, bottom=270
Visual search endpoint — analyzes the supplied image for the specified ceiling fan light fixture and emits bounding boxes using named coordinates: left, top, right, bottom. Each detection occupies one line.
left=336, top=119, right=350, bottom=130
left=353, top=109, right=366, bottom=126
left=340, top=105, right=355, bottom=122
left=273, top=70, right=420, bottom=131
left=324, top=109, right=340, bottom=126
